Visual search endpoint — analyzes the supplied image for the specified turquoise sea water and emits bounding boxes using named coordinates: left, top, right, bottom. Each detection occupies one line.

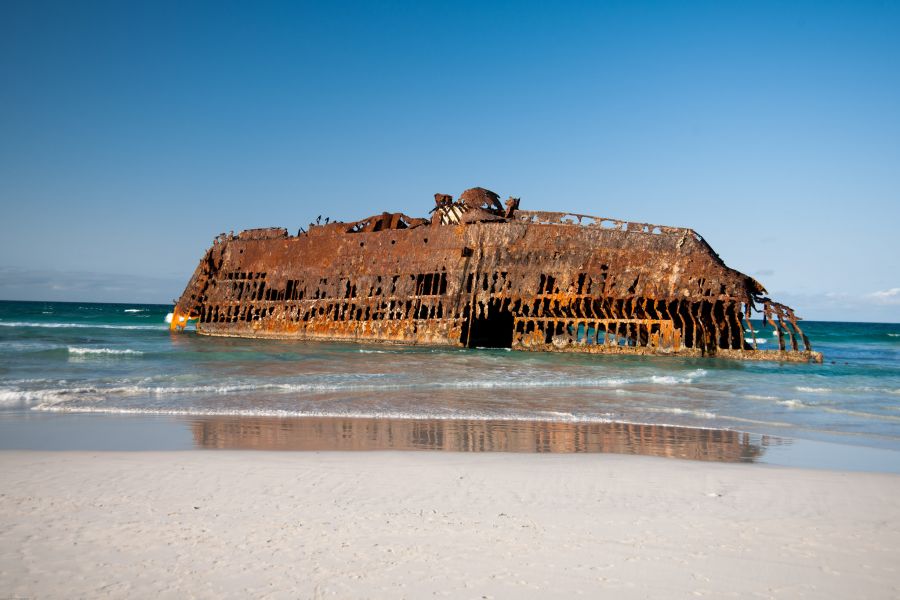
left=1, top=300, right=899, bottom=468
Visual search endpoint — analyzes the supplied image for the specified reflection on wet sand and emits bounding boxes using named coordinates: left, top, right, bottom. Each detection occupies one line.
left=190, top=417, right=786, bottom=462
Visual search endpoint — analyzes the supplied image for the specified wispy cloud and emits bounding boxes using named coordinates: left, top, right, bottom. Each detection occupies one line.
left=868, top=288, right=900, bottom=305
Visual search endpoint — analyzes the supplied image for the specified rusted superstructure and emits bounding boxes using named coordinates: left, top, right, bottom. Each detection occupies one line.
left=171, top=187, right=821, bottom=363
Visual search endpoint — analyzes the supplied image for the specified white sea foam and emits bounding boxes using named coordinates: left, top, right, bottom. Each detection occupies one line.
left=786, top=385, right=899, bottom=396
left=30, top=404, right=739, bottom=433
left=0, top=388, right=63, bottom=408
left=16, top=368, right=711, bottom=413
left=19, top=396, right=777, bottom=434
left=888, top=333, right=900, bottom=337
left=744, top=394, right=778, bottom=401
left=435, top=369, right=706, bottom=390
left=778, top=399, right=805, bottom=409
left=649, top=369, right=707, bottom=385
left=539, top=410, right=578, bottom=418
left=859, top=386, right=900, bottom=395
left=123, top=309, right=146, bottom=313
left=358, top=349, right=390, bottom=354
left=67, top=347, right=143, bottom=356
left=629, top=405, right=717, bottom=419
left=31, top=403, right=619, bottom=422
left=649, top=375, right=687, bottom=385
left=744, top=337, right=767, bottom=344
left=20, top=382, right=418, bottom=406
left=654, top=406, right=717, bottom=419
left=0, top=321, right=163, bottom=331
left=435, top=377, right=629, bottom=389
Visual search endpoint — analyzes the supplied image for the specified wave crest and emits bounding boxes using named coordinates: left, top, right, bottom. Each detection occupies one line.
left=0, top=388, right=61, bottom=408
left=68, top=347, right=143, bottom=356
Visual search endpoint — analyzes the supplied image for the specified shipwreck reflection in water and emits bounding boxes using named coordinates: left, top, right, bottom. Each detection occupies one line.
left=189, top=416, right=785, bottom=462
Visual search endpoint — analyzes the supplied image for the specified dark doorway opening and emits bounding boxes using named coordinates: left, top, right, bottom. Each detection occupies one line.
left=464, top=300, right=514, bottom=348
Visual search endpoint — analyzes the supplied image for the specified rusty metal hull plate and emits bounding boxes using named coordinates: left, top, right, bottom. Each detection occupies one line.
left=172, top=189, right=821, bottom=363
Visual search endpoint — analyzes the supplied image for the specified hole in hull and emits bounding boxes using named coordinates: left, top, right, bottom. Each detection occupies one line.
left=464, top=301, right=514, bottom=348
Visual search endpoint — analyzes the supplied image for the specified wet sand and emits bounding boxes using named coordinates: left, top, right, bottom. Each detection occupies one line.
left=191, top=415, right=775, bottom=461
left=5, top=411, right=900, bottom=473
left=1, top=450, right=899, bottom=598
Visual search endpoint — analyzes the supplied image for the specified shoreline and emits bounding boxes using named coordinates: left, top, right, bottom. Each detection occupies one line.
left=2, top=450, right=899, bottom=598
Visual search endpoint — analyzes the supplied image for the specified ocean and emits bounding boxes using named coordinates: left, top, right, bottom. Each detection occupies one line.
left=1, top=300, right=899, bottom=470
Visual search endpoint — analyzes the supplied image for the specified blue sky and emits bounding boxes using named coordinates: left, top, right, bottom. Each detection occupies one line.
left=1, top=1, right=897, bottom=321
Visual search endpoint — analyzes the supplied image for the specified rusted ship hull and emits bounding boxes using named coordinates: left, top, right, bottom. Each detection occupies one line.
left=171, top=189, right=821, bottom=363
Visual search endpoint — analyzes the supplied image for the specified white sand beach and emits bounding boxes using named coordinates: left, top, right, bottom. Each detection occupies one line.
left=1, top=451, right=898, bottom=599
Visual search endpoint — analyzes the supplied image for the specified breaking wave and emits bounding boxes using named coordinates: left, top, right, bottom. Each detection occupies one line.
left=25, top=404, right=748, bottom=432
left=0, top=388, right=61, bottom=408
left=67, top=347, right=143, bottom=356
left=123, top=309, right=146, bottom=313
left=649, top=370, right=707, bottom=384
left=778, top=399, right=805, bottom=408
left=2, top=368, right=710, bottom=413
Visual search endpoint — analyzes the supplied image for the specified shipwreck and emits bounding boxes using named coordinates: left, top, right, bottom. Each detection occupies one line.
left=170, top=187, right=822, bottom=363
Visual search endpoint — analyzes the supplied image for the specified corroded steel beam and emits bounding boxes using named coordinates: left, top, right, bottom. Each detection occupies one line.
left=171, top=187, right=822, bottom=363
